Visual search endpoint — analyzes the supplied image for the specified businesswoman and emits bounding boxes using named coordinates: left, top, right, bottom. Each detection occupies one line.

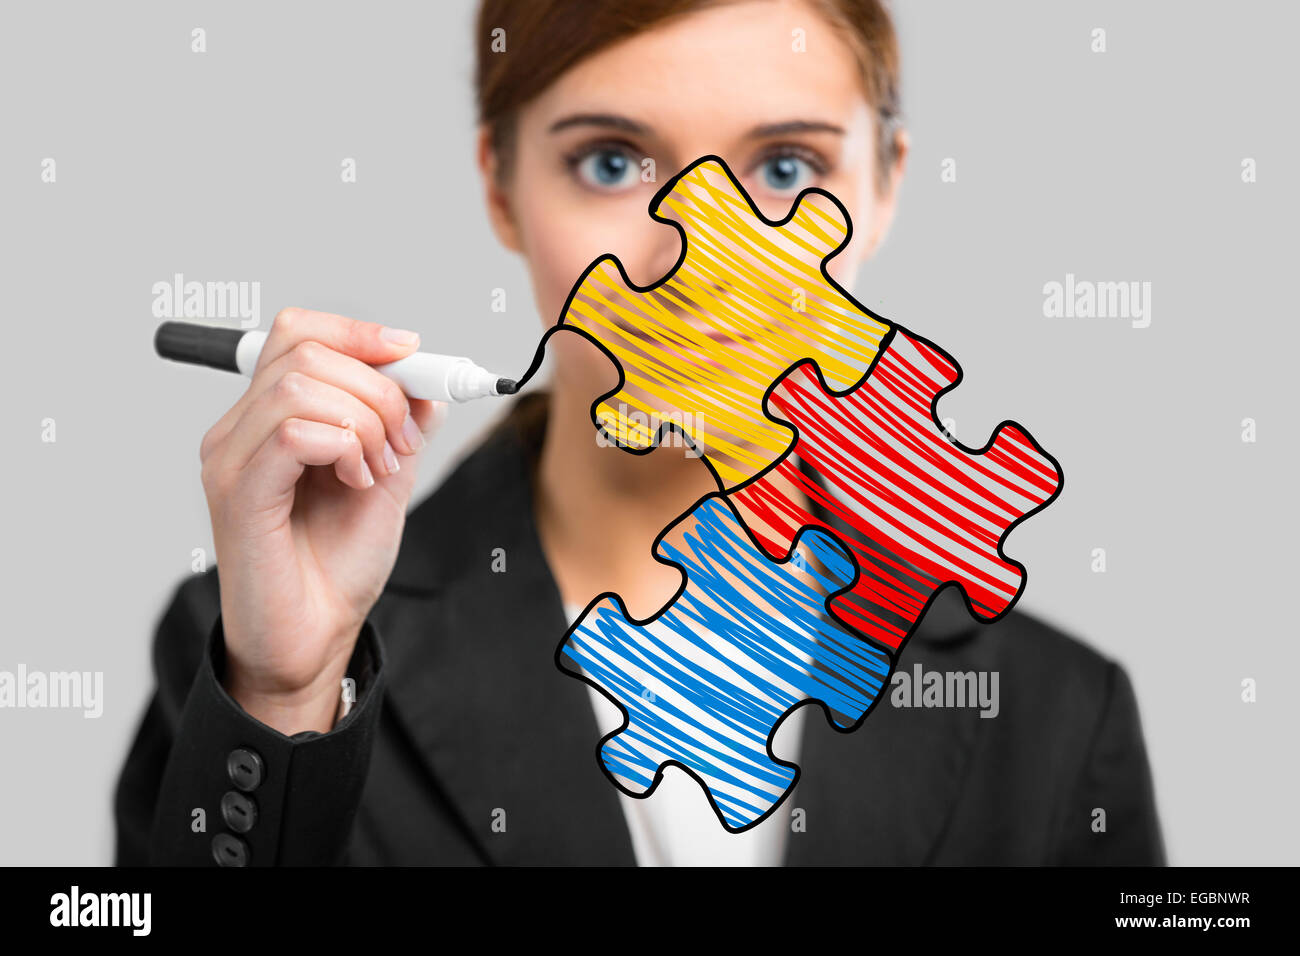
left=116, top=0, right=1165, bottom=865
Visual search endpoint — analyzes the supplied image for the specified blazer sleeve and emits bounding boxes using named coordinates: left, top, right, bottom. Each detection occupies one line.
left=1051, top=660, right=1166, bottom=865
left=114, top=572, right=387, bottom=866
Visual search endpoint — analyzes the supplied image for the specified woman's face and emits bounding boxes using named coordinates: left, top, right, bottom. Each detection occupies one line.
left=480, top=0, right=906, bottom=420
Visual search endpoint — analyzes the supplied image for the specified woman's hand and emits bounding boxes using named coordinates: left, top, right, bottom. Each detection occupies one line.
left=199, top=307, right=445, bottom=734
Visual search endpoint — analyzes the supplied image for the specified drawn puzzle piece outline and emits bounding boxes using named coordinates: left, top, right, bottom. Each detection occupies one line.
left=556, top=490, right=898, bottom=833
left=732, top=328, right=1065, bottom=649
left=509, top=154, right=893, bottom=492
left=504, top=154, right=1066, bottom=833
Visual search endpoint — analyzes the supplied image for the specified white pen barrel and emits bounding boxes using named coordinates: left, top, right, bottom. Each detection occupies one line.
left=234, top=330, right=268, bottom=376
left=372, top=352, right=479, bottom=402
left=227, top=329, right=498, bottom=402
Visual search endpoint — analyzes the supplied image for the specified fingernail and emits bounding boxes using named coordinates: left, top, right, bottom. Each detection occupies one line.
left=359, top=457, right=375, bottom=487
left=381, top=326, right=420, bottom=347
left=401, top=413, right=425, bottom=453
left=382, top=441, right=400, bottom=475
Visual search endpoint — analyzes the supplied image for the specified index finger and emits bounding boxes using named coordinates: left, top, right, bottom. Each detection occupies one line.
left=257, top=307, right=421, bottom=373
left=198, top=307, right=421, bottom=464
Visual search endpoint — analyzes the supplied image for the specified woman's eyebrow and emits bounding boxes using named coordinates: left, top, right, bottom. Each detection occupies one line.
left=548, top=113, right=653, bottom=135
left=747, top=120, right=846, bottom=138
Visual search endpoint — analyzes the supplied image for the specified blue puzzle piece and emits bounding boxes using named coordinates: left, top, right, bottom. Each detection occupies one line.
left=558, top=494, right=893, bottom=831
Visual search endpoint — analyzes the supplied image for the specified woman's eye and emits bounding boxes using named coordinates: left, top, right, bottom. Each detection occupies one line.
left=757, top=154, right=816, bottom=193
left=573, top=148, right=638, bottom=191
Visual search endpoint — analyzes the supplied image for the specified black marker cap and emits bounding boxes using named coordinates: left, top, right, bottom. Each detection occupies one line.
left=154, top=321, right=246, bottom=373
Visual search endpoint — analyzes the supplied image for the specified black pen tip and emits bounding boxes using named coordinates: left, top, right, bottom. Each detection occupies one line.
left=496, top=377, right=518, bottom=395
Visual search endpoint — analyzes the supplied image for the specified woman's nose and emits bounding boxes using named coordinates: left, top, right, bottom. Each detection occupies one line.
left=621, top=216, right=696, bottom=291
left=640, top=193, right=745, bottom=296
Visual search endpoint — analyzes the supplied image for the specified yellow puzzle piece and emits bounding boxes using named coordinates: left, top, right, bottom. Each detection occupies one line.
left=560, top=156, right=892, bottom=488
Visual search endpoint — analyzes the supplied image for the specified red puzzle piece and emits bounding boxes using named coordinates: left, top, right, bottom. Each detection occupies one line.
left=732, top=328, right=1063, bottom=651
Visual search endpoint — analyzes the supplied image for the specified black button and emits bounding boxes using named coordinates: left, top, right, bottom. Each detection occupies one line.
left=226, top=747, right=264, bottom=792
left=221, top=790, right=258, bottom=834
left=211, top=832, right=249, bottom=867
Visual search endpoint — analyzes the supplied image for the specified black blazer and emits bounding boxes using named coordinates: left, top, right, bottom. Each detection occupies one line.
left=115, top=393, right=1165, bottom=866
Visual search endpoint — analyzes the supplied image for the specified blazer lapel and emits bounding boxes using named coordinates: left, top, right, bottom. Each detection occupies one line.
left=380, top=407, right=636, bottom=865
left=380, top=395, right=979, bottom=865
left=783, top=460, right=981, bottom=865
left=783, top=586, right=981, bottom=864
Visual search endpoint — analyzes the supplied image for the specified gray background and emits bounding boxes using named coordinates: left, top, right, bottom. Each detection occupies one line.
left=1, top=0, right=1294, bottom=865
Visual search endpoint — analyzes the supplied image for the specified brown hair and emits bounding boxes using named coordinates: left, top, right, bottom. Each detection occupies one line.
left=475, top=0, right=903, bottom=192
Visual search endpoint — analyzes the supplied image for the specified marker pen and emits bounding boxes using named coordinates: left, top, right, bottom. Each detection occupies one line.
left=153, top=321, right=517, bottom=402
